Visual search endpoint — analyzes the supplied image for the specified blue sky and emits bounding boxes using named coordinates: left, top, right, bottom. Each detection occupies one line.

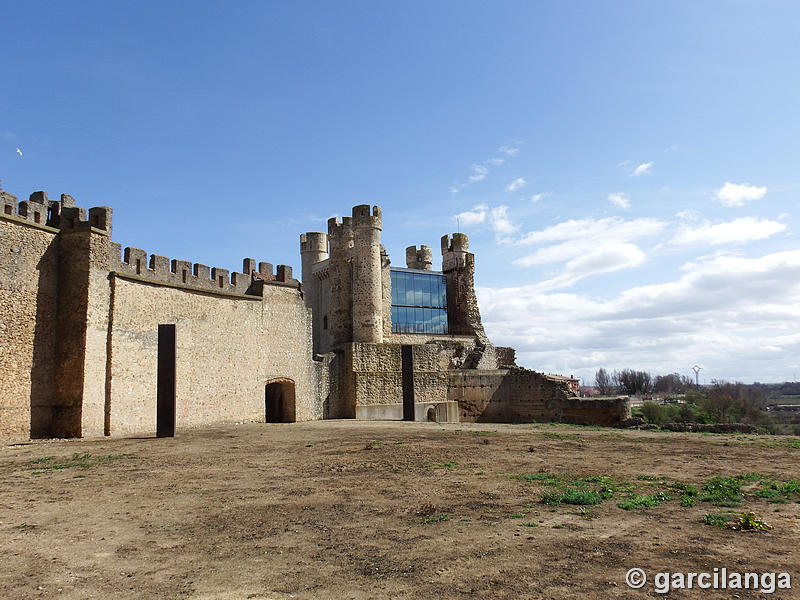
left=2, top=2, right=799, bottom=383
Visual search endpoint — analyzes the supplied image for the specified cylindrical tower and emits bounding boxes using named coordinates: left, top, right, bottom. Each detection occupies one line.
left=441, top=233, right=469, bottom=271
left=351, top=204, right=383, bottom=343
left=328, top=216, right=354, bottom=346
left=300, top=232, right=329, bottom=354
left=405, top=245, right=433, bottom=270
left=299, top=232, right=328, bottom=309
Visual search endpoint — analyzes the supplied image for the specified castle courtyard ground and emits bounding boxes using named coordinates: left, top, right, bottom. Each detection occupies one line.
left=1, top=421, right=798, bottom=599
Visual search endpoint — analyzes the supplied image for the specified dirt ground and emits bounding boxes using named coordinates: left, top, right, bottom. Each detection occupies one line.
left=1, top=421, right=798, bottom=600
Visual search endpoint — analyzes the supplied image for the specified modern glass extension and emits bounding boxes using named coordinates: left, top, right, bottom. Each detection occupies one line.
left=390, top=268, right=448, bottom=334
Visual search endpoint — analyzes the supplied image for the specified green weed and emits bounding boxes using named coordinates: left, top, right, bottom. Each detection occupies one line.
left=699, top=476, right=743, bottom=506
left=422, top=514, right=450, bottom=524
left=617, top=492, right=671, bottom=510
left=729, top=512, right=772, bottom=531
left=542, top=488, right=604, bottom=506
left=508, top=472, right=558, bottom=482
left=703, top=513, right=733, bottom=527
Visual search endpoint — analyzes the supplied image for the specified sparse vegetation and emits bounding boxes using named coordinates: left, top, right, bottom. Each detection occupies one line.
left=699, top=476, right=744, bottom=506
left=728, top=511, right=772, bottom=531
left=617, top=492, right=670, bottom=510
left=422, top=514, right=450, bottom=524
left=27, top=453, right=130, bottom=471
left=542, top=488, right=604, bottom=506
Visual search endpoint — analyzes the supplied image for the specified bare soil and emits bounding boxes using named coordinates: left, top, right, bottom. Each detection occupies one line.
left=1, top=421, right=798, bottom=599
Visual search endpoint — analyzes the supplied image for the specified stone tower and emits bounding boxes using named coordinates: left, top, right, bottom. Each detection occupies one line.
left=405, top=245, right=433, bottom=270
left=351, top=205, right=383, bottom=343
left=441, top=233, right=488, bottom=343
left=300, top=231, right=328, bottom=354
left=327, top=215, right=354, bottom=347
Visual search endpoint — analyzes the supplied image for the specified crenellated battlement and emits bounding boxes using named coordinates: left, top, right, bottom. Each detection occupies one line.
left=405, top=245, right=433, bottom=270
left=1, top=190, right=112, bottom=234
left=352, top=204, right=382, bottom=229
left=113, top=247, right=297, bottom=296
left=441, top=233, right=469, bottom=254
left=300, top=232, right=328, bottom=254
left=327, top=216, right=354, bottom=245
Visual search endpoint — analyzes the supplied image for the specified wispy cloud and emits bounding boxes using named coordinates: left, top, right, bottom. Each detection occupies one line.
left=489, top=206, right=519, bottom=237
left=450, top=144, right=521, bottom=194
left=469, top=164, right=488, bottom=182
left=715, top=182, right=767, bottom=207
left=0, top=130, right=15, bottom=140
left=630, top=162, right=653, bottom=177
left=531, top=192, right=552, bottom=203
left=498, top=145, right=519, bottom=157
left=507, top=177, right=527, bottom=192
left=671, top=216, right=785, bottom=246
left=608, top=192, right=631, bottom=210
left=617, top=159, right=631, bottom=167
left=454, top=204, right=488, bottom=227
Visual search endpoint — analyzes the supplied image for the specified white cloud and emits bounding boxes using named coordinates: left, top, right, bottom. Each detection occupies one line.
left=617, top=159, right=631, bottom=167
left=630, top=162, right=653, bottom=177
left=455, top=205, right=487, bottom=227
left=671, top=217, right=786, bottom=246
left=450, top=146, right=520, bottom=193
left=498, top=145, right=519, bottom=156
left=523, top=243, right=646, bottom=291
left=478, top=248, right=800, bottom=383
left=608, top=192, right=631, bottom=209
left=516, top=217, right=666, bottom=247
left=676, top=209, right=702, bottom=222
left=531, top=192, right=552, bottom=203
left=469, top=164, right=488, bottom=182
left=489, top=206, right=519, bottom=236
left=715, top=182, right=767, bottom=207
left=507, top=177, right=527, bottom=192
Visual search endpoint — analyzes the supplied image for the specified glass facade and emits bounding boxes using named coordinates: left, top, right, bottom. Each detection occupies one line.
left=390, top=268, right=448, bottom=334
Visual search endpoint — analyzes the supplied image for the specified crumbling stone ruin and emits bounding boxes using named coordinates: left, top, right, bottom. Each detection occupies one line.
left=0, top=191, right=629, bottom=440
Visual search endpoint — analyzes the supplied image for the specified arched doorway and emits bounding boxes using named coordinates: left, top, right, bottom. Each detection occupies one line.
left=265, top=379, right=296, bottom=423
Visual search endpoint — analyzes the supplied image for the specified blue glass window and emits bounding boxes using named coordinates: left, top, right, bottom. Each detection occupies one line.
left=390, top=268, right=448, bottom=334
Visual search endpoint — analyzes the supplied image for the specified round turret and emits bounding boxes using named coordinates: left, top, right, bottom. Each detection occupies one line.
left=405, top=245, right=433, bottom=270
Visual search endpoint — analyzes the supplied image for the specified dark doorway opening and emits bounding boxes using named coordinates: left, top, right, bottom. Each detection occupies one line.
left=401, top=345, right=415, bottom=421
left=156, top=324, right=176, bottom=437
left=265, top=379, right=296, bottom=423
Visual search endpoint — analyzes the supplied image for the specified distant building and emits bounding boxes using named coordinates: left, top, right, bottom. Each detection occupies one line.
left=545, top=374, right=580, bottom=396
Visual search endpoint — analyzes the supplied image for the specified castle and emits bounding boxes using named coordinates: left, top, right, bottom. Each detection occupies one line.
left=0, top=190, right=629, bottom=440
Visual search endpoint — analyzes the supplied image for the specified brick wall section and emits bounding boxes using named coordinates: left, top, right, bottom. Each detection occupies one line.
left=0, top=216, right=59, bottom=439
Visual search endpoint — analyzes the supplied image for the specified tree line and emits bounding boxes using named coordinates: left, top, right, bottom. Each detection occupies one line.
left=593, top=368, right=694, bottom=396
left=591, top=368, right=788, bottom=432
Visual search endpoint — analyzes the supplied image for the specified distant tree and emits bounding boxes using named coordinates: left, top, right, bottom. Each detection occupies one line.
left=653, top=373, right=692, bottom=395
left=595, top=368, right=614, bottom=395
left=700, top=381, right=741, bottom=424
left=617, top=369, right=653, bottom=395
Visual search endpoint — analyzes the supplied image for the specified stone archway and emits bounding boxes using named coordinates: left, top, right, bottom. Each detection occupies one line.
left=265, top=379, right=296, bottom=423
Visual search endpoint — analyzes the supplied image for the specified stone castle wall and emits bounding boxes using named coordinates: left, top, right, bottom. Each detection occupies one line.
left=106, top=276, right=319, bottom=436
left=0, top=209, right=60, bottom=438
left=1, top=191, right=321, bottom=440
left=450, top=368, right=630, bottom=424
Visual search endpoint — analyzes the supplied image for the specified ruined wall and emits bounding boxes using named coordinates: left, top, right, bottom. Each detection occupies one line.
left=0, top=209, right=59, bottom=439
left=450, top=368, right=629, bottom=425
left=106, top=271, right=319, bottom=436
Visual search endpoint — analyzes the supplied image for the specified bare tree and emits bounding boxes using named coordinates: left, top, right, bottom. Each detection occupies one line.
left=595, top=368, right=614, bottom=395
